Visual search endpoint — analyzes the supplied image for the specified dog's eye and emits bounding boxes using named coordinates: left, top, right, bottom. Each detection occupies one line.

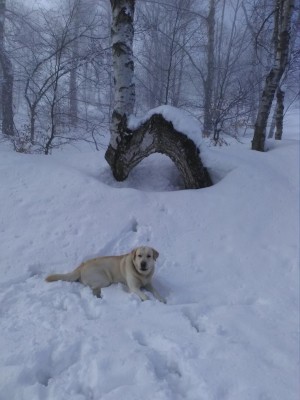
left=147, top=255, right=151, bottom=258
left=138, top=255, right=142, bottom=258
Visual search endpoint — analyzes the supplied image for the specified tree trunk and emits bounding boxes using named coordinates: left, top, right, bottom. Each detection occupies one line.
left=109, top=0, right=135, bottom=150
left=106, top=0, right=212, bottom=189
left=275, top=87, right=284, bottom=140
left=0, top=0, right=14, bottom=136
left=69, top=54, right=78, bottom=127
left=252, top=0, right=294, bottom=151
left=267, top=107, right=276, bottom=138
left=29, top=105, right=36, bottom=144
left=106, top=113, right=212, bottom=189
left=45, top=80, right=58, bottom=155
left=69, top=0, right=80, bottom=127
left=202, top=0, right=215, bottom=137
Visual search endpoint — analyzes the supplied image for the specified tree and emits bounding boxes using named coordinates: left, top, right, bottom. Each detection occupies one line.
left=252, top=0, right=295, bottom=151
left=69, top=0, right=81, bottom=127
left=0, top=0, right=14, bottom=136
left=12, top=0, right=101, bottom=151
left=105, top=0, right=212, bottom=189
left=202, top=0, right=215, bottom=137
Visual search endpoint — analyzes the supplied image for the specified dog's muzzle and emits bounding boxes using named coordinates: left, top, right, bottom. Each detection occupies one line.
left=140, top=261, right=147, bottom=271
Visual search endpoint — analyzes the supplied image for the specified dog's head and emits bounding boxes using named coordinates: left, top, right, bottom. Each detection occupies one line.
left=131, top=246, right=159, bottom=275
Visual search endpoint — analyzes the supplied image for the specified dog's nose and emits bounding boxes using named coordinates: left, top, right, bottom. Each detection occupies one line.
left=141, top=261, right=147, bottom=270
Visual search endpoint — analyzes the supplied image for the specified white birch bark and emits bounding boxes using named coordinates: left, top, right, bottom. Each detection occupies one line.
left=110, top=0, right=135, bottom=149
left=252, top=0, right=295, bottom=151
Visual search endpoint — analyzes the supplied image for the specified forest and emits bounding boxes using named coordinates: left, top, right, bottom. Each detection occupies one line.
left=0, top=0, right=299, bottom=156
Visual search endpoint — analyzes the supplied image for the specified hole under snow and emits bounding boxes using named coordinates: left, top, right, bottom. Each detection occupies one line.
left=100, top=153, right=185, bottom=192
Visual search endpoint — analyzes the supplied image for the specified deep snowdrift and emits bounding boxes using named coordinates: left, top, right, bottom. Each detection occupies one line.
left=0, top=137, right=299, bottom=400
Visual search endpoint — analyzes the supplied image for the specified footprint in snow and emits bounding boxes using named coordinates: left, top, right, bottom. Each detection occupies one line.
left=131, top=331, right=182, bottom=381
left=97, top=217, right=153, bottom=257
left=181, top=307, right=206, bottom=334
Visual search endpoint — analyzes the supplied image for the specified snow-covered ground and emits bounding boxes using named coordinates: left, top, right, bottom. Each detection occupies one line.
left=0, top=112, right=299, bottom=399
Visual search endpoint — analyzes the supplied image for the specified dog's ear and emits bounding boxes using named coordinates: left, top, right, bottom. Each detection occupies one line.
left=152, top=248, right=159, bottom=260
left=131, top=248, right=137, bottom=261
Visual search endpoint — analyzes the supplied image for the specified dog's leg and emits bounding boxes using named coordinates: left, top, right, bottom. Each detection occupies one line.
left=127, top=278, right=149, bottom=301
left=92, top=287, right=102, bottom=298
left=144, top=283, right=166, bottom=303
left=132, top=288, right=149, bottom=301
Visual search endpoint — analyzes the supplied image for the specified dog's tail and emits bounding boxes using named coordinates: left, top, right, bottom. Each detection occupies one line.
left=45, top=267, right=81, bottom=283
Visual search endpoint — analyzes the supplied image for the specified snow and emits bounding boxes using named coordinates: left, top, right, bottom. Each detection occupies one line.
left=128, top=105, right=204, bottom=149
left=0, top=129, right=299, bottom=399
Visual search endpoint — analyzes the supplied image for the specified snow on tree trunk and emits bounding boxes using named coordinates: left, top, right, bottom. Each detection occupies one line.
left=0, top=0, right=14, bottom=136
left=106, top=0, right=212, bottom=189
left=106, top=112, right=212, bottom=189
left=251, top=0, right=294, bottom=151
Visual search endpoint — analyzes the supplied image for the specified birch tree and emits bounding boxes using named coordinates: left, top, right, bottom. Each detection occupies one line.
left=108, top=0, right=135, bottom=151
left=252, top=0, right=295, bottom=151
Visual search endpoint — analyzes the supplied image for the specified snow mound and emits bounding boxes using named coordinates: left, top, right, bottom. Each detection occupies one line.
left=128, top=105, right=204, bottom=149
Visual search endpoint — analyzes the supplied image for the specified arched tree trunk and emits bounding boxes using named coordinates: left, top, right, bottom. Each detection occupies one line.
left=105, top=113, right=212, bottom=189
left=106, top=0, right=212, bottom=189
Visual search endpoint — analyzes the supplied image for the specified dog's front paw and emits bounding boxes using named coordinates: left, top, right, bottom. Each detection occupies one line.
left=153, top=292, right=166, bottom=303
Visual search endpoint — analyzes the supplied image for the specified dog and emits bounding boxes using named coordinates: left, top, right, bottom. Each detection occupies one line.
left=45, top=246, right=166, bottom=302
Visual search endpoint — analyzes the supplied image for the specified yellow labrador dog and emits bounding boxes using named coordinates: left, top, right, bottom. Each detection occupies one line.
left=45, top=246, right=166, bottom=302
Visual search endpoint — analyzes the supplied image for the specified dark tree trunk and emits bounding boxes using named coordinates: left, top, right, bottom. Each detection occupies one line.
left=275, top=88, right=284, bottom=140
left=69, top=0, right=80, bottom=127
left=202, top=0, right=215, bottom=137
left=0, top=55, right=14, bottom=136
left=0, top=0, right=14, bottom=136
left=69, top=55, right=78, bottom=127
left=105, top=113, right=212, bottom=189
